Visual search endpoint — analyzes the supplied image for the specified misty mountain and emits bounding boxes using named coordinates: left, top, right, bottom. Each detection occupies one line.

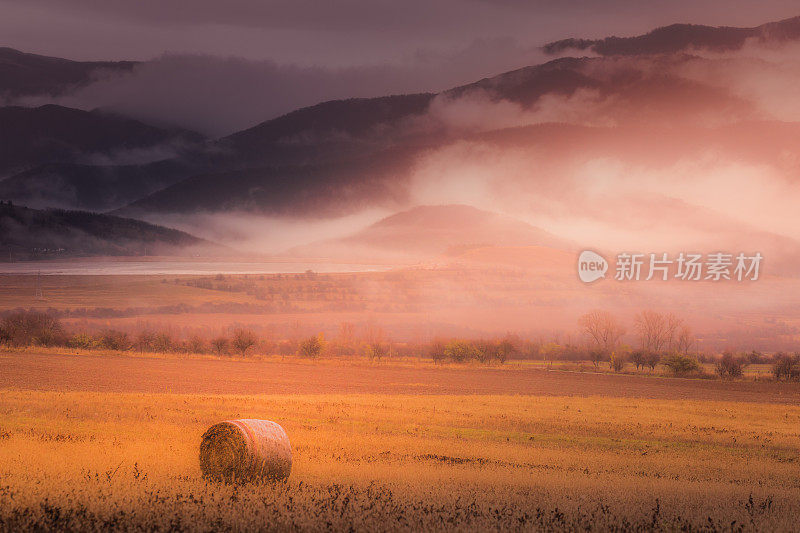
left=0, top=202, right=221, bottom=259
left=0, top=47, right=137, bottom=99
left=290, top=204, right=572, bottom=259
left=0, top=105, right=206, bottom=210
left=114, top=55, right=746, bottom=217
left=3, top=14, right=800, bottom=226
left=221, top=94, right=434, bottom=159
left=444, top=57, right=600, bottom=106
left=542, top=15, right=800, bottom=56
left=0, top=159, right=201, bottom=211
left=112, top=15, right=795, bottom=219
left=0, top=104, right=203, bottom=177
left=115, top=145, right=425, bottom=218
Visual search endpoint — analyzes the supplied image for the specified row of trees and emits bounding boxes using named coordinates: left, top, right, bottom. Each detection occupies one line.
left=577, top=310, right=698, bottom=374
left=578, top=310, right=695, bottom=358
left=2, top=310, right=800, bottom=379
left=428, top=339, right=516, bottom=364
left=0, top=311, right=512, bottom=365
left=575, top=309, right=800, bottom=380
left=0, top=311, right=395, bottom=360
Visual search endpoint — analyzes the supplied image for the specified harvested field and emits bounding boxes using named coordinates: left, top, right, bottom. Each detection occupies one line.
left=2, top=352, right=800, bottom=403
left=1, top=388, right=799, bottom=531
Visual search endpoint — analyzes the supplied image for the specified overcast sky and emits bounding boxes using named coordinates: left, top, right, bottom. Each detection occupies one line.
left=2, top=0, right=798, bottom=65
left=5, top=0, right=800, bottom=136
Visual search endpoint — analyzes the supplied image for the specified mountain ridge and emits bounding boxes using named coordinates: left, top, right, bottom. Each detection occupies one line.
left=0, top=202, right=222, bottom=259
left=543, top=15, right=800, bottom=56
left=0, top=47, right=137, bottom=99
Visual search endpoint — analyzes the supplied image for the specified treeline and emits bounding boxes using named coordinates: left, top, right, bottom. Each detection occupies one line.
left=0, top=310, right=520, bottom=365
left=573, top=309, right=800, bottom=380
left=428, top=338, right=516, bottom=364
left=0, top=310, right=412, bottom=361
left=2, top=310, right=800, bottom=380
left=2, top=300, right=367, bottom=319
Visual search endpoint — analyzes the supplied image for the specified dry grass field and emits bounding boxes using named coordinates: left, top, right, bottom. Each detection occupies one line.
left=2, top=353, right=800, bottom=531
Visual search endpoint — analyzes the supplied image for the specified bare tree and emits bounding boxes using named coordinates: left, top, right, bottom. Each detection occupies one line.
left=337, top=322, right=356, bottom=353
left=578, top=310, right=625, bottom=356
left=634, top=311, right=683, bottom=353
left=631, top=350, right=646, bottom=370
left=210, top=336, right=229, bottom=356
left=674, top=324, right=696, bottom=355
left=363, top=323, right=388, bottom=360
left=664, top=313, right=683, bottom=352
left=231, top=328, right=257, bottom=357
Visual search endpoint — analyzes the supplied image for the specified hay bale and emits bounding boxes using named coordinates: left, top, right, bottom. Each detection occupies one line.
left=199, top=419, right=292, bottom=482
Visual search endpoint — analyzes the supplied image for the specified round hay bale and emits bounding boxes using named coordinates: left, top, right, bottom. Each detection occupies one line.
left=199, top=419, right=292, bottom=482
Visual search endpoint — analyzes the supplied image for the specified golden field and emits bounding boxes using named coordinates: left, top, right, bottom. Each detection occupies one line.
left=1, top=355, right=800, bottom=531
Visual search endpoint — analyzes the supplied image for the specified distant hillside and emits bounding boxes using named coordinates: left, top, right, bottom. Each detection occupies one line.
left=0, top=159, right=203, bottom=212
left=444, top=57, right=600, bottom=107
left=0, top=105, right=203, bottom=178
left=116, top=54, right=747, bottom=217
left=222, top=94, right=435, bottom=158
left=0, top=202, right=221, bottom=259
left=543, top=15, right=800, bottom=56
left=291, top=205, right=572, bottom=259
left=115, top=145, right=425, bottom=218
left=0, top=47, right=137, bottom=99
left=3, top=15, right=800, bottom=218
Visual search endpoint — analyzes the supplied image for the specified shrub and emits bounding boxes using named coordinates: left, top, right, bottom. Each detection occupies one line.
left=298, top=336, right=323, bottom=358
left=473, top=340, right=493, bottom=363
left=231, top=328, right=258, bottom=357
left=134, top=331, right=155, bottom=352
left=365, top=342, right=389, bottom=360
left=474, top=339, right=516, bottom=364
left=715, top=352, right=745, bottom=379
left=151, top=332, right=173, bottom=353
left=662, top=353, right=701, bottom=376
left=630, top=350, right=646, bottom=370
left=66, top=333, right=97, bottom=350
left=588, top=349, right=606, bottom=369
left=644, top=351, right=660, bottom=370
left=494, top=338, right=515, bottom=364
left=99, top=329, right=130, bottom=351
left=444, top=340, right=480, bottom=363
left=746, top=350, right=767, bottom=365
left=610, top=352, right=625, bottom=372
left=772, top=353, right=800, bottom=381
left=0, top=311, right=64, bottom=347
left=210, top=336, right=229, bottom=356
left=185, top=336, right=206, bottom=354
left=428, top=340, right=447, bottom=363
